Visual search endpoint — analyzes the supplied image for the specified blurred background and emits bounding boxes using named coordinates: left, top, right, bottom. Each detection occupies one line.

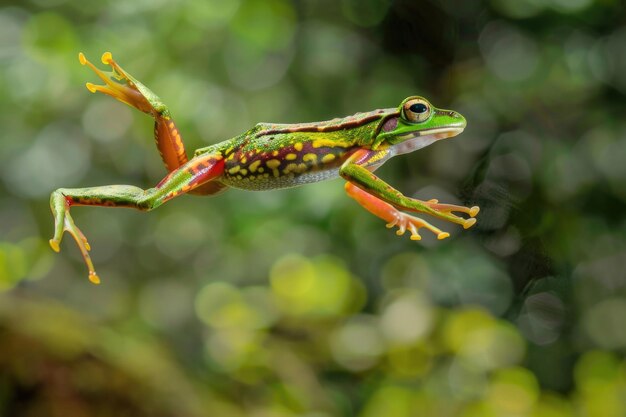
left=1, top=0, right=625, bottom=415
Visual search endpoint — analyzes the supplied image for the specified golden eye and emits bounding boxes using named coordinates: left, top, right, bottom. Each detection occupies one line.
left=403, top=98, right=431, bottom=123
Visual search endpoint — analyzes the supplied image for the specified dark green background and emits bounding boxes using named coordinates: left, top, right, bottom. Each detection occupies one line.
left=1, top=0, right=625, bottom=415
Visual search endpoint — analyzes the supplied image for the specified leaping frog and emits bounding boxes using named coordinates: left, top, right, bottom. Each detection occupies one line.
left=49, top=52, right=479, bottom=284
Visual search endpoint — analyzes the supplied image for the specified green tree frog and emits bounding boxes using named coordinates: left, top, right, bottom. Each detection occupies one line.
left=49, top=52, right=479, bottom=284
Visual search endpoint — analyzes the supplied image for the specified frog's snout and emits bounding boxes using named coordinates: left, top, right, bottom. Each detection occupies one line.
left=448, top=110, right=467, bottom=129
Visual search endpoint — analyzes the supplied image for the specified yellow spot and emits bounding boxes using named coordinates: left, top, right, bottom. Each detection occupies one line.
left=228, top=166, right=241, bottom=174
left=321, top=154, right=336, bottom=163
left=240, top=157, right=247, bottom=164
left=236, top=175, right=242, bottom=180
left=227, top=154, right=235, bottom=161
left=297, top=163, right=307, bottom=173
left=272, top=150, right=279, bottom=156
left=169, top=122, right=175, bottom=129
left=263, top=173, right=270, bottom=178
left=258, top=167, right=265, bottom=173
left=313, top=138, right=350, bottom=148
left=284, top=163, right=298, bottom=173
left=267, top=159, right=281, bottom=169
left=249, top=160, right=261, bottom=173
left=272, top=169, right=280, bottom=177
left=294, top=142, right=303, bottom=151
left=303, top=153, right=317, bottom=162
left=249, top=175, right=256, bottom=180
left=240, top=169, right=248, bottom=176
left=285, top=153, right=297, bottom=160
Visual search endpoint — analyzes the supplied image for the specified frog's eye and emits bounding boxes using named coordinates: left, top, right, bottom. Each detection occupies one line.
left=403, top=98, right=431, bottom=123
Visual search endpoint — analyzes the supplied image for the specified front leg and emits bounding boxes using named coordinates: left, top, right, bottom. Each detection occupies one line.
left=344, top=183, right=451, bottom=240
left=340, top=152, right=479, bottom=241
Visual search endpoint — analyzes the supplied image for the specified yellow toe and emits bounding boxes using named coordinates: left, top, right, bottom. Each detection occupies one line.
left=89, top=272, right=101, bottom=285
left=49, top=239, right=60, bottom=252
left=101, top=51, right=113, bottom=65
left=463, top=218, right=476, bottom=229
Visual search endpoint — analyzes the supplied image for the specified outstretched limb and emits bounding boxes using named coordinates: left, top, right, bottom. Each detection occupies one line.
left=49, top=153, right=225, bottom=284
left=340, top=150, right=479, bottom=241
left=79, top=52, right=188, bottom=172
left=344, top=183, right=451, bottom=240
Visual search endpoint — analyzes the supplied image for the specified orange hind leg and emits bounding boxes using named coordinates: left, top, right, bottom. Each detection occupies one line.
left=79, top=51, right=188, bottom=173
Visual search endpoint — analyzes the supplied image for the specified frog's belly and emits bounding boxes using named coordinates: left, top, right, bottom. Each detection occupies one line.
left=220, top=168, right=341, bottom=191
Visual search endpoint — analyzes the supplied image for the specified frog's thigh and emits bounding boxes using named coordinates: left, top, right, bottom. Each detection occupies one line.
left=343, top=182, right=397, bottom=223
left=64, top=153, right=225, bottom=210
left=145, top=153, right=226, bottom=207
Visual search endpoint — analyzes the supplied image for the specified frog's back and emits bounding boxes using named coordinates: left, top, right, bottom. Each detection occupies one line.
left=216, top=110, right=393, bottom=190
left=253, top=108, right=390, bottom=134
left=191, top=108, right=396, bottom=190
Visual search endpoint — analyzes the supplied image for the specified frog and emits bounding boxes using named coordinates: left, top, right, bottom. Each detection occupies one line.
left=49, top=52, right=479, bottom=284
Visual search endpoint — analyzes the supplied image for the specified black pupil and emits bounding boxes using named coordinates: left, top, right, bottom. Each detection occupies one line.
left=409, top=103, right=428, bottom=114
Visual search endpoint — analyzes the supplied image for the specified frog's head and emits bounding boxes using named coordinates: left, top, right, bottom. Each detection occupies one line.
left=372, top=96, right=466, bottom=153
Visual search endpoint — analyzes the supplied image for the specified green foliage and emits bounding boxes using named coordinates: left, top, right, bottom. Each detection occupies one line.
left=1, top=0, right=625, bottom=415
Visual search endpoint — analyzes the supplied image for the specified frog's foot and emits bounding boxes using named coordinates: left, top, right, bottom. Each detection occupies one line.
left=345, top=182, right=457, bottom=241
left=421, top=199, right=480, bottom=230
left=49, top=190, right=100, bottom=284
left=386, top=210, right=450, bottom=241
left=79, top=52, right=162, bottom=116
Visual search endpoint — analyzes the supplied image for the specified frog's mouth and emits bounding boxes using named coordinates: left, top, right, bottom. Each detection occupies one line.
left=423, top=126, right=465, bottom=140
left=392, top=127, right=464, bottom=156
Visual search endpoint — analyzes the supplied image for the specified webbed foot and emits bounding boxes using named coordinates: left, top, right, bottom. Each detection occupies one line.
left=422, top=199, right=480, bottom=229
left=386, top=210, right=450, bottom=241
left=49, top=190, right=100, bottom=284
left=79, top=52, right=166, bottom=116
